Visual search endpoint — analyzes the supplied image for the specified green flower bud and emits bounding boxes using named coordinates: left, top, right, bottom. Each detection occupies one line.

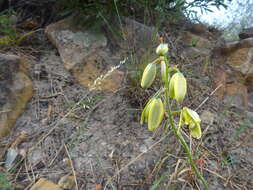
left=148, top=98, right=164, bottom=131
left=140, top=98, right=155, bottom=125
left=182, top=107, right=201, bottom=125
left=156, top=43, right=169, bottom=56
left=181, top=107, right=202, bottom=139
left=160, top=61, right=167, bottom=82
left=141, top=63, right=157, bottom=89
left=169, top=72, right=187, bottom=103
left=189, top=123, right=202, bottom=139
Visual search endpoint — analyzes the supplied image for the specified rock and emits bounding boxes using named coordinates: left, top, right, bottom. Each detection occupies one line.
left=114, top=17, right=157, bottom=51
left=27, top=149, right=44, bottom=167
left=0, top=54, right=33, bottom=139
left=226, top=48, right=253, bottom=73
left=245, top=111, right=253, bottom=122
left=224, top=83, right=248, bottom=107
left=212, top=67, right=248, bottom=106
left=246, top=77, right=253, bottom=91
left=58, top=175, right=75, bottom=189
left=5, top=148, right=23, bottom=171
left=225, top=47, right=253, bottom=89
left=239, top=27, right=253, bottom=39
left=200, top=110, right=215, bottom=125
left=181, top=31, right=214, bottom=59
left=213, top=68, right=227, bottom=99
left=248, top=92, right=253, bottom=108
left=45, top=17, right=125, bottom=92
left=72, top=54, right=125, bottom=92
left=219, top=38, right=253, bottom=55
left=181, top=31, right=213, bottom=49
left=45, top=18, right=107, bottom=70
left=183, top=46, right=211, bottom=58
left=30, top=178, right=62, bottom=190
left=186, top=23, right=210, bottom=36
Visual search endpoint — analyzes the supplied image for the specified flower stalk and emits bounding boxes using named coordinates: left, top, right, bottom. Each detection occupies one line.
left=140, top=41, right=208, bottom=189
left=164, top=62, right=208, bottom=190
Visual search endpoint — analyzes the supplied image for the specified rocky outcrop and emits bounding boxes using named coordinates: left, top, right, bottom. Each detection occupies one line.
left=219, top=39, right=253, bottom=90
left=226, top=47, right=253, bottom=77
left=211, top=28, right=253, bottom=107
left=0, top=54, right=33, bottom=139
left=239, top=27, right=253, bottom=40
left=181, top=31, right=215, bottom=59
left=45, top=16, right=157, bottom=92
left=220, top=38, right=253, bottom=54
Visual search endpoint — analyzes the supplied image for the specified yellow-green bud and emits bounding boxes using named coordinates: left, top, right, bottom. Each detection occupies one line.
left=182, top=107, right=201, bottom=124
left=181, top=107, right=202, bottom=139
left=140, top=98, right=155, bottom=125
left=141, top=63, right=157, bottom=89
left=160, top=61, right=167, bottom=82
left=189, top=123, right=202, bottom=139
left=148, top=98, right=164, bottom=131
left=169, top=72, right=187, bottom=103
left=156, top=43, right=168, bottom=56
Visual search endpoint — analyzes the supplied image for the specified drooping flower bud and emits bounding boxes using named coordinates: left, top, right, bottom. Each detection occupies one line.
left=156, top=43, right=169, bottom=56
left=189, top=123, right=201, bottom=139
left=140, top=98, right=155, bottom=125
left=148, top=98, right=164, bottom=131
left=182, top=107, right=201, bottom=125
left=141, top=63, right=157, bottom=89
left=160, top=61, right=167, bottom=82
left=169, top=72, right=187, bottom=103
left=181, top=107, right=202, bottom=139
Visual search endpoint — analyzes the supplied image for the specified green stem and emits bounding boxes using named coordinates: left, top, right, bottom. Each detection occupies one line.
left=164, top=62, right=208, bottom=190
left=170, top=110, right=181, bottom=115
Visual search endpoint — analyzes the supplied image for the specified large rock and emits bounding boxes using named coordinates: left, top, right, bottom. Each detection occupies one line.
left=219, top=38, right=253, bottom=55
left=114, top=17, right=157, bottom=51
left=181, top=31, right=213, bottom=58
left=239, top=27, right=253, bottom=40
left=212, top=67, right=248, bottom=107
left=45, top=18, right=107, bottom=71
left=0, top=54, right=33, bottom=139
left=45, top=16, right=157, bottom=92
left=181, top=31, right=213, bottom=49
left=45, top=17, right=125, bottom=92
left=225, top=47, right=253, bottom=89
left=30, top=178, right=62, bottom=190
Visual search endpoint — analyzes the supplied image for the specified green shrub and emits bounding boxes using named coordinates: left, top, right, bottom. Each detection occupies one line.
left=59, top=0, right=230, bottom=24
left=0, top=11, right=17, bottom=45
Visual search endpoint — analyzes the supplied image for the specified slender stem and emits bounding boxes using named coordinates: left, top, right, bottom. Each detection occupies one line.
left=164, top=62, right=208, bottom=190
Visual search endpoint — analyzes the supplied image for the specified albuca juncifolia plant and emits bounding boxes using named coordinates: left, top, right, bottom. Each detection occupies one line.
left=140, top=40, right=208, bottom=189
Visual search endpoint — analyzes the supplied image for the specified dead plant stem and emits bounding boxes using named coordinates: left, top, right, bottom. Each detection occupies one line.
left=64, top=144, right=78, bottom=190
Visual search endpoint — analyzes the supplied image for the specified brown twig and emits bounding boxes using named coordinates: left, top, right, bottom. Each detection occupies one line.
left=64, top=143, right=78, bottom=190
left=195, top=84, right=222, bottom=111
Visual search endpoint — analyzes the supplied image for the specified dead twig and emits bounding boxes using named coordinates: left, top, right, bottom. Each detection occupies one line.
left=104, top=134, right=168, bottom=189
left=64, top=143, right=79, bottom=190
left=195, top=84, right=222, bottom=111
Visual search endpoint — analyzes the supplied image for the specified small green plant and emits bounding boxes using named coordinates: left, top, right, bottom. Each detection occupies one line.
left=191, top=39, right=198, bottom=47
left=140, top=40, right=208, bottom=189
left=0, top=12, right=40, bottom=46
left=0, top=12, right=17, bottom=45
left=0, top=172, right=14, bottom=190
